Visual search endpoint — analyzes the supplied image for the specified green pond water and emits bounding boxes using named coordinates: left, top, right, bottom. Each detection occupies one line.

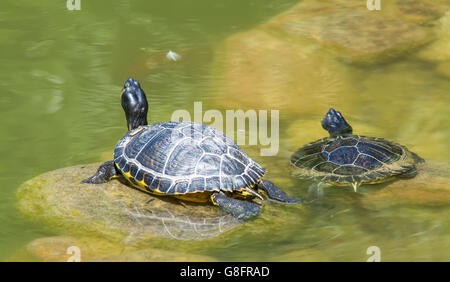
left=1, top=0, right=450, bottom=261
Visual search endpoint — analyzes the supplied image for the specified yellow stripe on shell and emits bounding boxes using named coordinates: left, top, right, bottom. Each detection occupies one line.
left=117, top=161, right=266, bottom=203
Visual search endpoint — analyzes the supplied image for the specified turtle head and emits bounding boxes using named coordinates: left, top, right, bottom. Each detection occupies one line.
left=321, top=108, right=353, bottom=137
left=121, top=78, right=148, bottom=131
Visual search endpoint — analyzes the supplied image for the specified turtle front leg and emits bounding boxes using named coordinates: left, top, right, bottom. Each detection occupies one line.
left=257, top=180, right=301, bottom=204
left=308, top=182, right=328, bottom=200
left=211, top=192, right=260, bottom=220
left=82, top=160, right=118, bottom=184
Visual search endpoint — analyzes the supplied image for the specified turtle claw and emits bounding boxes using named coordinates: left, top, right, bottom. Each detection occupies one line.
left=211, top=192, right=261, bottom=221
left=82, top=160, right=118, bottom=185
left=258, top=180, right=302, bottom=204
left=82, top=176, right=97, bottom=184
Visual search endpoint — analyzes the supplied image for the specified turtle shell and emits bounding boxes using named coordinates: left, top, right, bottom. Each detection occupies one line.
left=113, top=121, right=265, bottom=194
left=290, top=135, right=417, bottom=185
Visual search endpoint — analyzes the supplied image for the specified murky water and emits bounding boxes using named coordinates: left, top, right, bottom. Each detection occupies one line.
left=1, top=0, right=449, bottom=261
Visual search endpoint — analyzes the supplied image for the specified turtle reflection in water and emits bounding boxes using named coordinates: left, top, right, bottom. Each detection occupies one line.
left=291, top=108, right=424, bottom=194
left=83, top=78, right=299, bottom=220
left=18, top=162, right=244, bottom=242
left=118, top=182, right=242, bottom=241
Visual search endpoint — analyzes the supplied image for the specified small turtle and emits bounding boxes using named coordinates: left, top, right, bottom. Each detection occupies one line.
left=290, top=108, right=424, bottom=192
left=83, top=78, right=299, bottom=220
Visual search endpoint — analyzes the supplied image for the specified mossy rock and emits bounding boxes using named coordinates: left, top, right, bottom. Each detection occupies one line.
left=16, top=163, right=308, bottom=260
left=16, top=163, right=241, bottom=246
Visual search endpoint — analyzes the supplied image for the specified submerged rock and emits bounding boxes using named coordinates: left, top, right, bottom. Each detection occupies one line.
left=436, top=60, right=450, bottom=78
left=417, top=11, right=450, bottom=62
left=16, top=163, right=241, bottom=245
left=91, top=248, right=216, bottom=262
left=349, top=60, right=450, bottom=161
left=24, top=236, right=80, bottom=262
left=212, top=0, right=435, bottom=116
left=10, top=235, right=216, bottom=262
left=262, top=1, right=432, bottom=64
left=213, top=29, right=355, bottom=115
left=20, top=236, right=121, bottom=262
left=395, top=0, right=447, bottom=24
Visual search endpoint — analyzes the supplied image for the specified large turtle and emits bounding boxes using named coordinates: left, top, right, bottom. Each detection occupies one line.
left=290, top=108, right=424, bottom=192
left=83, top=78, right=298, bottom=220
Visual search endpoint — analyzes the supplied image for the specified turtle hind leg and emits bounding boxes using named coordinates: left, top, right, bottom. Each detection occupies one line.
left=257, top=180, right=301, bottom=204
left=411, top=152, right=425, bottom=164
left=82, top=160, right=118, bottom=184
left=397, top=165, right=418, bottom=179
left=211, top=192, right=260, bottom=220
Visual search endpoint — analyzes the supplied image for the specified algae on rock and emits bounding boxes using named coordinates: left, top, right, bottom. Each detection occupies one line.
left=16, top=163, right=241, bottom=246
